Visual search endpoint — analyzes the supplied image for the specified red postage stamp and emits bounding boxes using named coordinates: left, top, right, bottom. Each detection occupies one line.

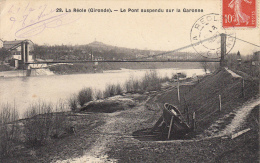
left=222, top=0, right=257, bottom=28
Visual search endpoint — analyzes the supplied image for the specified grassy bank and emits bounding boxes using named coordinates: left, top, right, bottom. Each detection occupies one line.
left=0, top=94, right=146, bottom=162
left=156, top=68, right=259, bottom=134
left=0, top=104, right=19, bottom=158
left=0, top=100, right=73, bottom=160
left=106, top=69, right=259, bottom=162
left=107, top=104, right=259, bottom=162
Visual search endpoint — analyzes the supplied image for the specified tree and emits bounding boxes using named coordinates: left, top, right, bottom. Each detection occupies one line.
left=237, top=51, right=241, bottom=57
left=0, top=48, right=11, bottom=61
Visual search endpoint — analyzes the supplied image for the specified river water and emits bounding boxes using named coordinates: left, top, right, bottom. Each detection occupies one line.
left=0, top=68, right=205, bottom=117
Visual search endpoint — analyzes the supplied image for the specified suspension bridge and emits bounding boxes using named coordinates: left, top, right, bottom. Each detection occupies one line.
left=4, top=33, right=260, bottom=70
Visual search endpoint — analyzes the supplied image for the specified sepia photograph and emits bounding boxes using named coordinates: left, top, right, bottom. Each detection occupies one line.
left=0, top=0, right=259, bottom=162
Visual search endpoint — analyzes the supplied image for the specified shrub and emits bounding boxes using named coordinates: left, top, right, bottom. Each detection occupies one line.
left=23, top=101, right=53, bottom=147
left=23, top=100, right=72, bottom=147
left=78, top=87, right=93, bottom=106
left=103, top=83, right=124, bottom=98
left=132, top=79, right=141, bottom=93
left=52, top=101, right=70, bottom=138
left=68, top=94, right=78, bottom=111
left=141, top=71, right=151, bottom=91
left=160, top=75, right=170, bottom=83
left=95, top=89, right=103, bottom=100
left=0, top=103, right=19, bottom=158
left=124, top=71, right=164, bottom=93
left=140, top=70, right=161, bottom=92
left=104, top=84, right=116, bottom=98
left=124, top=78, right=141, bottom=93
left=149, top=70, right=161, bottom=91
left=115, top=83, right=123, bottom=95
left=125, top=80, right=133, bottom=93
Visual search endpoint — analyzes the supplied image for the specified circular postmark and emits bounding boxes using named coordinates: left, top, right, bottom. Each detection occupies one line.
left=190, top=13, right=236, bottom=59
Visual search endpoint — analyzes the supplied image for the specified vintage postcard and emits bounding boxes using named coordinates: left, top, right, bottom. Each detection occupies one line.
left=0, top=0, right=259, bottom=162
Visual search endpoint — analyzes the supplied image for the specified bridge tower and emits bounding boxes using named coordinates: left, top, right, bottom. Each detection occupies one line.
left=20, top=40, right=30, bottom=69
left=220, top=33, right=226, bottom=67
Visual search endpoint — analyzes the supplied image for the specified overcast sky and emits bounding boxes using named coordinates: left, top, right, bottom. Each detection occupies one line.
left=0, top=0, right=259, bottom=55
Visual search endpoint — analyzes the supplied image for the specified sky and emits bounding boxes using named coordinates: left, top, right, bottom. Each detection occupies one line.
left=0, top=0, right=259, bottom=56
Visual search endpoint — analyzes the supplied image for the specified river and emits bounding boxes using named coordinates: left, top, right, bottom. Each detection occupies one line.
left=0, top=68, right=205, bottom=117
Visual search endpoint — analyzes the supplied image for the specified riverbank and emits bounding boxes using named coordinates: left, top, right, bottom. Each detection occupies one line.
left=0, top=62, right=202, bottom=77
left=1, top=68, right=259, bottom=162
left=49, top=62, right=202, bottom=74
left=0, top=69, right=54, bottom=77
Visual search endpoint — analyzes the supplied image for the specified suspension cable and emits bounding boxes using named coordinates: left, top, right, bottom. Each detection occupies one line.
left=226, top=34, right=260, bottom=48
left=127, top=34, right=260, bottom=61
left=127, top=35, right=220, bottom=61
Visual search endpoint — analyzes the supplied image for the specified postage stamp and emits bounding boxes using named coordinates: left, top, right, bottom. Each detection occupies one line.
left=222, top=0, right=257, bottom=28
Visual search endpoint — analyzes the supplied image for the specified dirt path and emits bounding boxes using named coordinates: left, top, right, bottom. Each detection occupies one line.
left=201, top=96, right=260, bottom=138
left=56, top=96, right=159, bottom=162
left=55, top=86, right=259, bottom=162
left=217, top=96, right=260, bottom=136
left=57, top=113, right=121, bottom=162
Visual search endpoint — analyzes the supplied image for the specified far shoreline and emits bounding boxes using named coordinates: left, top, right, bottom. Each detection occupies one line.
left=0, top=62, right=205, bottom=78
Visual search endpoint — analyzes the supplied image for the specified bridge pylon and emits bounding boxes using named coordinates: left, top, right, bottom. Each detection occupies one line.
left=20, top=40, right=30, bottom=69
left=220, top=33, right=227, bottom=67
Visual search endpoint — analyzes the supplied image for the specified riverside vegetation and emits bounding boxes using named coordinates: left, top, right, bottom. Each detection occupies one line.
left=0, top=70, right=175, bottom=159
left=0, top=100, right=71, bottom=159
left=68, top=70, right=172, bottom=111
